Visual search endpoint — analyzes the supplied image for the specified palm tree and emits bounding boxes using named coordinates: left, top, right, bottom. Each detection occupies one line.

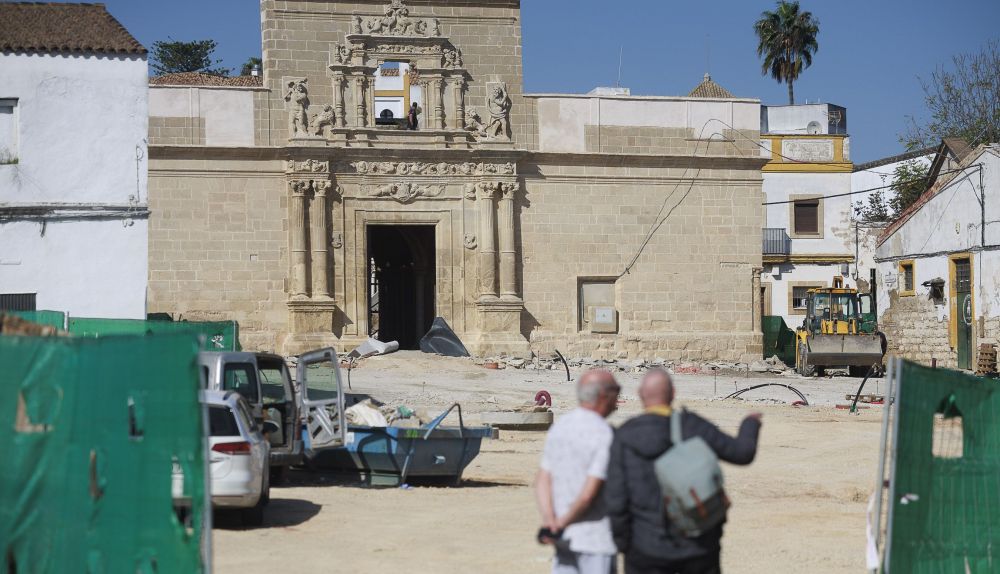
left=754, top=1, right=819, bottom=105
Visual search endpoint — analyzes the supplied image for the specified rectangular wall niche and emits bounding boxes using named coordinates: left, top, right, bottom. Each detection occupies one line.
left=578, top=278, right=617, bottom=333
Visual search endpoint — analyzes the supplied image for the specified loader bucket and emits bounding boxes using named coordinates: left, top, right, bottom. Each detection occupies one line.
left=806, top=333, right=883, bottom=367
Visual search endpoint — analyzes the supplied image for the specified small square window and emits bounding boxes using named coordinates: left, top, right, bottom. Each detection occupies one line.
left=789, top=284, right=824, bottom=315
left=899, top=261, right=915, bottom=296
left=0, top=98, right=18, bottom=164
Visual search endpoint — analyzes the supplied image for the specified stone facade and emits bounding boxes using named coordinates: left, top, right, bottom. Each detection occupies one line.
left=149, top=116, right=205, bottom=145
left=878, top=290, right=954, bottom=367
left=147, top=0, right=768, bottom=359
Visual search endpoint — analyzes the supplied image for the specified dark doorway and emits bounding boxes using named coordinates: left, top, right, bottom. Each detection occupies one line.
left=367, top=225, right=436, bottom=350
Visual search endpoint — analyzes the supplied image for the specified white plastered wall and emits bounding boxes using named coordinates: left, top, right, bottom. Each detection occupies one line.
left=0, top=52, right=148, bottom=318
left=149, top=85, right=256, bottom=146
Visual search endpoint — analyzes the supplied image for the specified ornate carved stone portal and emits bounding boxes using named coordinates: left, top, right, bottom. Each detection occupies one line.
left=282, top=0, right=528, bottom=355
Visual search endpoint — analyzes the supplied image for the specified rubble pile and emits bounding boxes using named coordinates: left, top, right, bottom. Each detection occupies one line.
left=470, top=354, right=795, bottom=376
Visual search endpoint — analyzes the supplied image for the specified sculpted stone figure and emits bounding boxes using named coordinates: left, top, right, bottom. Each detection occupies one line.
left=351, top=15, right=362, bottom=34
left=313, top=105, right=335, bottom=136
left=429, top=18, right=441, bottom=36
left=359, top=0, right=435, bottom=37
left=465, top=107, right=487, bottom=138
left=333, top=42, right=351, bottom=64
left=284, top=78, right=310, bottom=136
left=443, top=48, right=463, bottom=69
left=486, top=83, right=512, bottom=140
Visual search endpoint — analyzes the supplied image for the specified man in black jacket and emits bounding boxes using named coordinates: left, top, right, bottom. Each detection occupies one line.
left=605, top=368, right=762, bottom=574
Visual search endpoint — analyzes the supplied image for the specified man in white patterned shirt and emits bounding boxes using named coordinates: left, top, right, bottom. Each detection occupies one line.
left=535, top=369, right=621, bottom=574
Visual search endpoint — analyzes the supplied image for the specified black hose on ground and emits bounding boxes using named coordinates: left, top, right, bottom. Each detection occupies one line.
left=554, top=349, right=571, bottom=382
left=849, top=363, right=879, bottom=414
left=723, top=383, right=809, bottom=406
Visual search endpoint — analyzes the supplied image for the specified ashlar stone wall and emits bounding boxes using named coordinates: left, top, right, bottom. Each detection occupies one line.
left=519, top=157, right=766, bottom=361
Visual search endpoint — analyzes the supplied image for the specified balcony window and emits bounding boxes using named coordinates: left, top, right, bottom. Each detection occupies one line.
left=789, top=195, right=823, bottom=238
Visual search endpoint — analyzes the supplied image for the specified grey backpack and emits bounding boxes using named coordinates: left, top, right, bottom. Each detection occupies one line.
left=652, top=410, right=730, bottom=537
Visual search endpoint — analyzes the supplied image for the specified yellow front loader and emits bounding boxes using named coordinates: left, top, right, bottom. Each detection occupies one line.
left=794, top=277, right=886, bottom=377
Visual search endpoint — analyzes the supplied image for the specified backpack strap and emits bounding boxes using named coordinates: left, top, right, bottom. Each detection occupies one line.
left=670, top=408, right=683, bottom=444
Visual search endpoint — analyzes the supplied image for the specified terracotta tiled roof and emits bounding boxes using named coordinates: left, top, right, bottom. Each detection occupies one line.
left=853, top=147, right=934, bottom=172
left=150, top=72, right=263, bottom=87
left=0, top=3, right=145, bottom=55
left=687, top=73, right=735, bottom=99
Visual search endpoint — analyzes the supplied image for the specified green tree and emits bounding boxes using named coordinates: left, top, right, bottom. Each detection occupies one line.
left=854, top=160, right=931, bottom=222
left=888, top=160, right=931, bottom=216
left=150, top=38, right=229, bottom=76
left=853, top=189, right=891, bottom=223
left=240, top=57, right=262, bottom=77
left=754, top=1, right=820, bottom=105
left=902, top=40, right=1000, bottom=150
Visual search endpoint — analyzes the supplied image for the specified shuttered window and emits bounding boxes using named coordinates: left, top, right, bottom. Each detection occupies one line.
left=0, top=293, right=36, bottom=311
left=793, top=200, right=819, bottom=234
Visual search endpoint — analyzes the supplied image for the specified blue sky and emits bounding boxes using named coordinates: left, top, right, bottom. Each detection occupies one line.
left=100, top=0, right=999, bottom=163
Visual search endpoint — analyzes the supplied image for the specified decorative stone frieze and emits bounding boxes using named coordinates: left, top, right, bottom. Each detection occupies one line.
left=355, top=0, right=442, bottom=38
left=352, top=160, right=514, bottom=176
left=362, top=182, right=445, bottom=202
left=285, top=159, right=330, bottom=174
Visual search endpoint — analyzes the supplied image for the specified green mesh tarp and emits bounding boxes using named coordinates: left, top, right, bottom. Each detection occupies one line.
left=0, top=333, right=207, bottom=574
left=7, top=310, right=66, bottom=330
left=886, top=361, right=1000, bottom=572
left=68, top=318, right=240, bottom=351
left=762, top=315, right=796, bottom=366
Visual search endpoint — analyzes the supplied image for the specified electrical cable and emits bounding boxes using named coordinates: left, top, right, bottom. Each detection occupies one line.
left=761, top=165, right=976, bottom=205
left=723, top=382, right=809, bottom=405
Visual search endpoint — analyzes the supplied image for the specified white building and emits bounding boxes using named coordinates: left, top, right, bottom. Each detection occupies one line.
left=0, top=3, right=148, bottom=318
left=759, top=103, right=855, bottom=329
left=875, top=141, right=999, bottom=370
left=849, top=147, right=934, bottom=289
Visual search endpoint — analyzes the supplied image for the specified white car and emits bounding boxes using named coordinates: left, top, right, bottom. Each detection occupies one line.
left=174, top=390, right=271, bottom=526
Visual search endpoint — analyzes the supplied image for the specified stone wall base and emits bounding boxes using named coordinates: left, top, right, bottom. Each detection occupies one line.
left=527, top=331, right=764, bottom=363
left=282, top=299, right=340, bottom=356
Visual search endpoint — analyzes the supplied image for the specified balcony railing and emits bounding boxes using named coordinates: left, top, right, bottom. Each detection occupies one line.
left=763, top=227, right=791, bottom=255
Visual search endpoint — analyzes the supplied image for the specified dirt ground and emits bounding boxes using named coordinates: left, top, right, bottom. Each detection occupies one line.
left=213, top=351, right=885, bottom=573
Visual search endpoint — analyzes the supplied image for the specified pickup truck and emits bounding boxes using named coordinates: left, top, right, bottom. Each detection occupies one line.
left=199, top=348, right=346, bottom=481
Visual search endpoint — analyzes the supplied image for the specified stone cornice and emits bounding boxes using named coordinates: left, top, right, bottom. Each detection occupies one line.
left=523, top=151, right=769, bottom=171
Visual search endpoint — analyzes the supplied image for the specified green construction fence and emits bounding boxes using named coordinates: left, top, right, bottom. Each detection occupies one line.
left=0, top=332, right=208, bottom=573
left=68, top=317, right=240, bottom=351
left=762, top=315, right=796, bottom=366
left=884, top=360, right=1000, bottom=572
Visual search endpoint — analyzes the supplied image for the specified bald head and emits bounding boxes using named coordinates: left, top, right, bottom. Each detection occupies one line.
left=639, top=368, right=675, bottom=408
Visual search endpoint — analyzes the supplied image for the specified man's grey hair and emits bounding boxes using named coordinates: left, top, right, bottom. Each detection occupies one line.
left=577, top=369, right=616, bottom=403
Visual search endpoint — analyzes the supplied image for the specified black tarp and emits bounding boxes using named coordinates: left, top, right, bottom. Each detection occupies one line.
left=419, top=317, right=470, bottom=357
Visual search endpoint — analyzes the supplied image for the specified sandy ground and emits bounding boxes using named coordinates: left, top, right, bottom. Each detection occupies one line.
left=213, top=351, right=886, bottom=573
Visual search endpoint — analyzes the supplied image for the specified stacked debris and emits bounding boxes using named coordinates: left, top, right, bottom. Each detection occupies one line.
left=0, top=313, right=65, bottom=337
left=470, top=353, right=796, bottom=376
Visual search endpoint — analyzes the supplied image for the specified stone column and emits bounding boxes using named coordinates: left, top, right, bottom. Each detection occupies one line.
left=451, top=77, right=466, bottom=130
left=309, top=181, right=331, bottom=299
left=752, top=266, right=763, bottom=332
left=353, top=75, right=366, bottom=127
left=432, top=79, right=445, bottom=129
left=366, top=77, right=376, bottom=127
left=333, top=75, right=346, bottom=128
left=477, top=183, right=498, bottom=300
left=498, top=182, right=518, bottom=300
left=289, top=180, right=310, bottom=298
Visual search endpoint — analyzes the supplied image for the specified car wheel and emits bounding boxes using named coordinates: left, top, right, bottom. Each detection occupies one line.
left=242, top=478, right=269, bottom=527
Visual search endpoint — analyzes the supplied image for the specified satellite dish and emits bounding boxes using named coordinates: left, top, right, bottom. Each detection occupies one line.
left=806, top=121, right=822, bottom=135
